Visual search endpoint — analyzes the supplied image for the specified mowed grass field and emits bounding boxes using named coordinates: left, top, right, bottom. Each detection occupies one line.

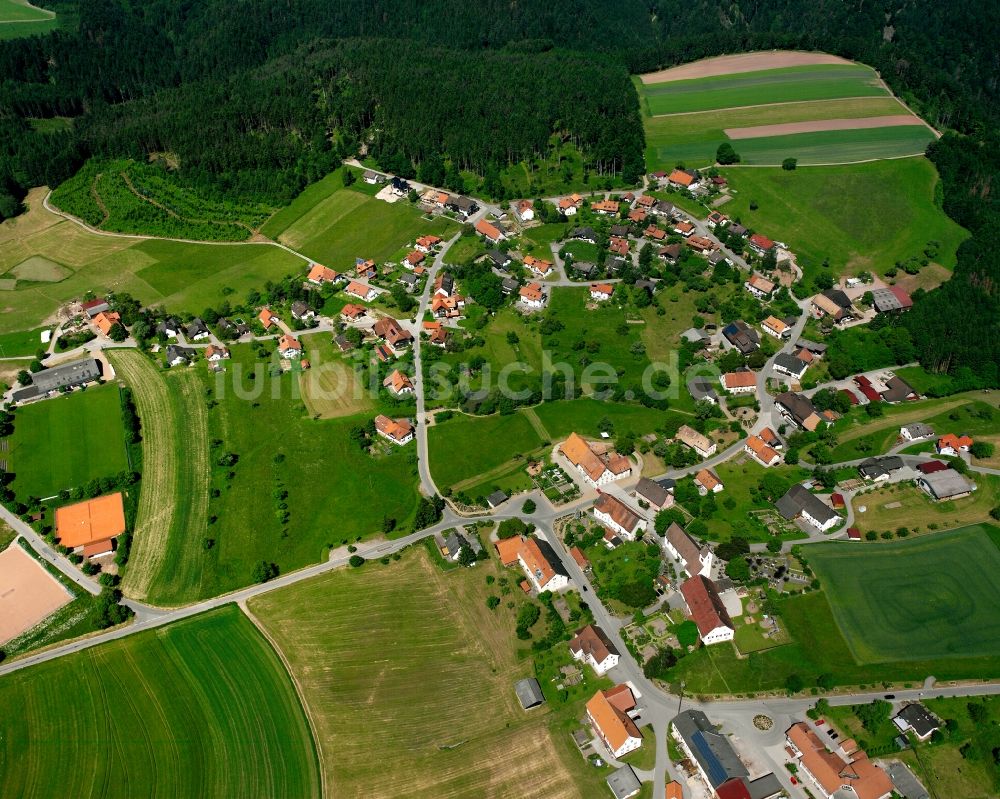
left=645, top=96, right=910, bottom=168
left=724, top=125, right=934, bottom=166
left=0, top=606, right=320, bottom=798
left=0, top=188, right=305, bottom=334
left=8, top=384, right=129, bottom=498
left=250, top=550, right=596, bottom=799
left=720, top=159, right=967, bottom=277
left=808, top=526, right=1000, bottom=664
left=297, top=333, right=374, bottom=419
left=0, top=0, right=56, bottom=40
left=639, top=63, right=885, bottom=116
left=117, top=344, right=421, bottom=605
left=850, top=474, right=1000, bottom=535
left=274, top=181, right=459, bottom=269
left=428, top=411, right=544, bottom=490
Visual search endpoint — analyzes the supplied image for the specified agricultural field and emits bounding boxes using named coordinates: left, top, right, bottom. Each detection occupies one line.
left=640, top=63, right=886, bottom=116
left=274, top=180, right=459, bottom=269
left=0, top=0, right=57, bottom=40
left=0, top=188, right=306, bottom=334
left=850, top=474, right=999, bottom=535
left=0, top=325, right=51, bottom=357
left=807, top=527, right=1000, bottom=664
left=297, top=333, right=374, bottom=419
left=532, top=397, right=674, bottom=442
left=50, top=159, right=275, bottom=242
left=719, top=159, right=968, bottom=279
left=115, top=345, right=421, bottom=605
left=250, top=549, right=603, bottom=799
left=0, top=606, right=320, bottom=798
left=7, top=384, right=129, bottom=498
left=639, top=51, right=935, bottom=172
left=428, top=411, right=545, bottom=492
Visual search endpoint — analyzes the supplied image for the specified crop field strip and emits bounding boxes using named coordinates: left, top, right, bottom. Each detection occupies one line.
left=640, top=64, right=887, bottom=116
left=111, top=351, right=210, bottom=603
left=723, top=125, right=935, bottom=165
left=250, top=550, right=589, bottom=799
left=0, top=606, right=320, bottom=798
left=807, top=526, right=1000, bottom=664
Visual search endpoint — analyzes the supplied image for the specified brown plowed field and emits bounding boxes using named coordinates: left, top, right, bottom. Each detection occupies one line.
left=725, top=114, right=926, bottom=139
left=641, top=50, right=852, bottom=83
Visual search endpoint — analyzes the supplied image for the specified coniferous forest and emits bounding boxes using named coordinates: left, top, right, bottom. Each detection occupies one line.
left=0, top=0, right=997, bottom=383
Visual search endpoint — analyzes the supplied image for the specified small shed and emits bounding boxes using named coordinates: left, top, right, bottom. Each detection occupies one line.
left=487, top=490, right=509, bottom=508
left=606, top=765, right=641, bottom=799
left=514, top=678, right=545, bottom=710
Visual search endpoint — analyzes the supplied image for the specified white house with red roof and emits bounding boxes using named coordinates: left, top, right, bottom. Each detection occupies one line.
left=680, top=575, right=735, bottom=645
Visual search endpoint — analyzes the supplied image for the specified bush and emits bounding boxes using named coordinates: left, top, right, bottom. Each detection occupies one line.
left=251, top=561, right=279, bottom=583
left=782, top=158, right=797, bottom=170
left=522, top=498, right=536, bottom=514
left=348, top=555, right=365, bottom=568
left=497, top=518, right=530, bottom=539
left=785, top=674, right=804, bottom=693
left=716, top=142, right=741, bottom=165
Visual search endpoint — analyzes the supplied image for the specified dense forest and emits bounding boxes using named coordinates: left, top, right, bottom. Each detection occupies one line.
left=0, top=0, right=997, bottom=383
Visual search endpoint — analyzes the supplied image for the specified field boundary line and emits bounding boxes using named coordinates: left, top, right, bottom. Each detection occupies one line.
left=239, top=601, right=328, bottom=799
left=0, top=0, right=55, bottom=22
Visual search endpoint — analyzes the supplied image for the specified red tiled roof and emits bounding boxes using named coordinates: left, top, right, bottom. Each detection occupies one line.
left=680, top=575, right=734, bottom=637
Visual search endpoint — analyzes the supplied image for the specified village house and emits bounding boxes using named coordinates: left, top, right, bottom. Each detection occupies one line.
left=744, top=273, right=776, bottom=300
left=636, top=194, right=656, bottom=210
left=524, top=255, right=554, bottom=277
left=515, top=199, right=535, bottom=222
left=277, top=334, right=302, bottom=358
left=374, top=414, right=414, bottom=445
left=559, top=432, right=632, bottom=487
left=659, top=243, right=682, bottom=264
left=217, top=317, right=249, bottom=338
left=383, top=369, right=414, bottom=396
left=706, top=210, right=727, bottom=229
left=434, top=272, right=455, bottom=297
left=918, top=469, right=976, bottom=501
left=362, top=170, right=383, bottom=185
left=345, top=281, right=378, bottom=302
left=184, top=318, right=209, bottom=341
left=570, top=225, right=597, bottom=244
left=668, top=168, right=699, bottom=190
left=415, top=234, right=442, bottom=253
left=166, top=344, right=195, bottom=367
left=811, top=289, right=853, bottom=322
left=664, top=522, right=714, bottom=578
left=721, top=371, right=757, bottom=395
left=892, top=704, right=940, bottom=742
left=495, top=535, right=569, bottom=593
left=587, top=685, right=643, bottom=758
left=592, top=493, right=647, bottom=540
left=694, top=468, right=723, bottom=495
left=644, top=224, right=667, bottom=241
left=590, top=283, right=614, bottom=301
left=290, top=301, right=315, bottom=322
left=722, top=320, right=760, bottom=354
left=81, top=297, right=110, bottom=317
left=881, top=375, right=917, bottom=403
left=671, top=710, right=750, bottom=794
left=340, top=303, right=367, bottom=322
left=745, top=435, right=781, bottom=467
left=686, top=235, right=714, bottom=254
left=900, top=422, right=934, bottom=441
left=93, top=310, right=121, bottom=336
left=688, top=377, right=719, bottom=405
left=674, top=220, right=695, bottom=237
left=776, top=484, right=839, bottom=531
left=204, top=344, right=230, bottom=362
left=607, top=767, right=642, bottom=799
left=681, top=575, right=736, bottom=644
left=373, top=317, right=413, bottom=352
left=389, top=176, right=410, bottom=196
left=518, top=282, right=546, bottom=308
left=403, top=250, right=425, bottom=269
left=785, top=723, right=893, bottom=799
left=569, top=546, right=591, bottom=572
left=355, top=258, right=378, bottom=279
left=592, top=198, right=621, bottom=215
left=773, top=352, right=809, bottom=380
left=500, top=276, right=519, bottom=295
left=675, top=424, right=717, bottom=458
left=569, top=624, right=620, bottom=676
left=423, top=321, right=449, bottom=348
left=858, top=456, right=904, bottom=482
left=307, top=263, right=340, bottom=285
left=485, top=249, right=512, bottom=271
left=634, top=477, right=673, bottom=510
left=936, top=433, right=973, bottom=455
left=775, top=391, right=823, bottom=431
left=628, top=207, right=648, bottom=224
left=557, top=194, right=583, bottom=215
left=430, top=294, right=465, bottom=319
left=398, top=273, right=420, bottom=292
left=259, top=308, right=278, bottom=330
left=474, top=218, right=506, bottom=243
left=871, top=285, right=913, bottom=314
left=609, top=237, right=629, bottom=256
left=748, top=233, right=774, bottom=256
left=760, top=315, right=790, bottom=340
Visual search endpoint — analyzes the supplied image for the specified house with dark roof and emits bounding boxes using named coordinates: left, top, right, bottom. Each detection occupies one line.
left=872, top=285, right=913, bottom=313
left=569, top=624, right=620, bottom=675
left=773, top=352, right=809, bottom=380
left=572, top=261, right=598, bottom=279
left=486, top=490, right=508, bottom=508
left=664, top=522, right=714, bottom=578
left=775, top=484, right=839, bottom=531
left=11, top=357, right=103, bottom=403
left=893, top=703, right=939, bottom=741
left=671, top=710, right=749, bottom=791
left=570, top=226, right=597, bottom=244
left=680, top=576, right=735, bottom=644
left=900, top=422, right=933, bottom=441
left=166, top=345, right=195, bottom=367
left=881, top=375, right=917, bottom=403
left=484, top=249, right=512, bottom=270
left=775, top=392, right=823, bottom=431
left=688, top=377, right=719, bottom=405
left=858, top=456, right=904, bottom=482
left=635, top=477, right=673, bottom=510
left=918, top=470, right=976, bottom=501
left=722, top=320, right=760, bottom=354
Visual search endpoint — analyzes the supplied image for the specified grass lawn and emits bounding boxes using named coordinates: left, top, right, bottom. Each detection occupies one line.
left=829, top=394, right=996, bottom=461
left=808, top=526, right=1000, bottom=663
left=277, top=184, right=458, bottom=270
left=719, top=158, right=968, bottom=280
left=0, top=326, right=50, bottom=357
left=428, top=411, right=544, bottom=491
left=644, top=97, right=910, bottom=170
left=250, top=549, right=606, bottom=799
left=850, top=475, right=999, bottom=535
left=0, top=0, right=56, bottom=39
left=0, top=605, right=319, bottom=797
left=532, top=397, right=675, bottom=441
left=911, top=696, right=1000, bottom=799
left=0, top=188, right=307, bottom=334
left=705, top=459, right=813, bottom=543
left=116, top=345, right=421, bottom=605
left=586, top=539, right=662, bottom=612
left=8, top=383, right=129, bottom=498
left=639, top=64, right=887, bottom=116
left=297, top=333, right=375, bottom=419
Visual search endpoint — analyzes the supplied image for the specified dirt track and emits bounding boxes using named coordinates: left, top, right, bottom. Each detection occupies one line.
left=641, top=50, right=852, bottom=84
left=0, top=545, right=72, bottom=644
left=725, top=114, right=924, bottom=139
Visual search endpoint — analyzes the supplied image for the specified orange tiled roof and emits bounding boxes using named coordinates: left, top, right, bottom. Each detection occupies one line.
left=587, top=686, right=641, bottom=753
left=55, top=493, right=126, bottom=548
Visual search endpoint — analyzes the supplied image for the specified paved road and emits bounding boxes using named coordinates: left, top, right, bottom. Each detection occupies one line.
left=0, top=505, right=100, bottom=596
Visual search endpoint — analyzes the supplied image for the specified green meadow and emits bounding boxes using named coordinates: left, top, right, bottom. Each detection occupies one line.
left=728, top=125, right=934, bottom=165
left=0, top=606, right=320, bottom=798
